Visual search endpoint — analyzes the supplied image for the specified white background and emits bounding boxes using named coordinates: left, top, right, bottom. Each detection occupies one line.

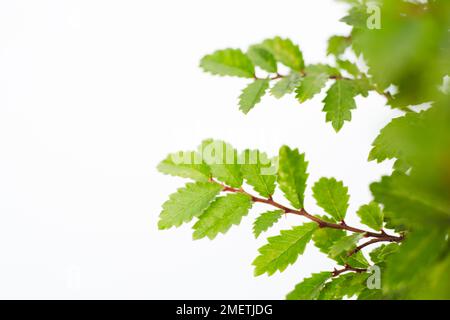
left=0, top=0, right=398, bottom=299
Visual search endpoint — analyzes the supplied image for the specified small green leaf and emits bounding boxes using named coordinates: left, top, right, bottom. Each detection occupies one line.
left=277, top=146, right=309, bottom=209
left=369, top=243, right=400, bottom=264
left=327, top=35, right=351, bottom=56
left=261, top=37, right=304, bottom=71
left=239, top=79, right=270, bottom=114
left=200, top=49, right=254, bottom=78
left=253, top=223, right=317, bottom=276
left=270, top=73, right=301, bottom=98
left=193, top=193, right=252, bottom=240
left=329, top=233, right=364, bottom=258
left=313, top=227, right=346, bottom=255
left=253, top=210, right=283, bottom=238
left=157, top=151, right=210, bottom=182
left=199, top=140, right=243, bottom=188
left=286, top=272, right=332, bottom=300
left=295, top=65, right=329, bottom=102
left=319, top=272, right=368, bottom=300
left=247, top=46, right=277, bottom=73
left=336, top=59, right=360, bottom=77
left=322, top=79, right=357, bottom=132
left=240, top=149, right=276, bottom=198
left=312, top=177, right=350, bottom=221
left=158, top=182, right=222, bottom=230
left=357, top=201, right=384, bottom=231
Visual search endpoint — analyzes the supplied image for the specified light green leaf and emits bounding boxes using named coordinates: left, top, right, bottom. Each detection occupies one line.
left=157, top=151, right=210, bottom=182
left=253, top=210, right=283, bottom=239
left=277, top=146, right=309, bottom=209
left=270, top=73, right=301, bottom=98
left=261, top=37, right=304, bottom=71
left=239, top=79, right=269, bottom=114
left=193, top=193, right=252, bottom=240
left=247, top=46, right=277, bottom=73
left=312, top=177, right=350, bottom=221
left=158, top=182, right=222, bottom=230
left=327, top=35, right=351, bottom=56
left=199, top=49, right=254, bottom=78
left=253, top=223, right=317, bottom=276
left=369, top=243, right=400, bottom=264
left=322, top=79, right=357, bottom=132
left=337, top=59, right=360, bottom=77
left=384, top=229, right=447, bottom=291
left=199, top=140, right=243, bottom=188
left=329, top=233, right=364, bottom=258
left=240, top=149, right=276, bottom=198
left=295, top=65, right=329, bottom=102
left=319, top=272, right=368, bottom=300
left=286, top=272, right=332, bottom=300
left=312, top=227, right=346, bottom=255
left=357, top=202, right=384, bottom=231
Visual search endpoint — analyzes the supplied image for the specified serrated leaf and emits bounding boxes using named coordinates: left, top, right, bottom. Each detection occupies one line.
left=240, top=149, right=276, bottom=198
left=357, top=201, right=384, bottom=231
left=312, top=177, right=350, bottom=221
left=370, top=172, right=450, bottom=229
left=322, top=79, right=357, bottom=132
left=345, top=251, right=370, bottom=269
left=369, top=243, right=400, bottom=264
left=192, top=193, right=252, bottom=240
left=384, top=229, right=447, bottom=291
left=239, top=79, right=269, bottom=114
left=337, top=59, right=360, bottom=77
left=261, top=37, right=304, bottom=71
left=270, top=73, right=301, bottom=98
left=199, top=49, right=254, bottom=78
left=199, top=139, right=243, bottom=188
left=313, top=227, right=346, bottom=255
left=327, top=35, right=351, bottom=56
left=158, top=182, right=222, bottom=230
left=247, top=46, right=277, bottom=73
left=329, top=233, right=364, bottom=258
left=277, top=146, right=309, bottom=209
left=253, top=223, right=317, bottom=276
left=295, top=65, right=329, bottom=102
left=340, top=5, right=368, bottom=28
left=318, top=272, right=368, bottom=300
left=253, top=210, right=283, bottom=239
left=157, top=151, right=210, bottom=182
left=286, top=272, right=332, bottom=300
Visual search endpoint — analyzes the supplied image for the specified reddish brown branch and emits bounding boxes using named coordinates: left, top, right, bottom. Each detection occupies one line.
left=332, top=264, right=367, bottom=277
left=211, top=179, right=402, bottom=242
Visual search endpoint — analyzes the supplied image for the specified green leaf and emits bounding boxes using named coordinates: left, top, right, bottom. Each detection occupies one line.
left=384, top=229, right=447, bottom=291
left=312, top=177, right=350, bottom=221
left=357, top=288, right=384, bottom=300
left=253, top=223, right=317, bottom=276
left=295, top=65, right=329, bottom=102
left=371, top=172, right=450, bottom=229
left=192, top=193, right=252, bottom=240
left=199, top=49, right=254, bottom=78
left=345, top=251, right=370, bottom=269
left=340, top=5, right=368, bottom=28
left=337, top=59, right=360, bottom=77
left=247, top=46, right=277, bottom=73
left=253, top=210, right=283, bottom=239
left=277, top=146, right=309, bottom=209
left=158, top=182, right=222, bottom=230
left=199, top=140, right=243, bottom=188
left=239, top=79, right=269, bottom=114
left=313, top=227, right=346, bottom=255
left=329, top=233, right=364, bottom=258
left=327, top=35, right=351, bottom=56
left=322, top=79, right=357, bottom=132
left=157, top=151, right=210, bottom=182
left=240, top=149, right=276, bottom=198
left=356, top=201, right=384, bottom=231
left=270, top=73, right=301, bottom=98
left=286, top=272, right=332, bottom=300
left=319, top=272, right=368, bottom=300
left=369, top=243, right=400, bottom=264
left=261, top=37, right=304, bottom=71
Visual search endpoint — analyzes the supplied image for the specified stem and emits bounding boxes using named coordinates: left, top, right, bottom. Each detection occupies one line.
left=332, top=264, right=367, bottom=277
left=215, top=179, right=402, bottom=242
